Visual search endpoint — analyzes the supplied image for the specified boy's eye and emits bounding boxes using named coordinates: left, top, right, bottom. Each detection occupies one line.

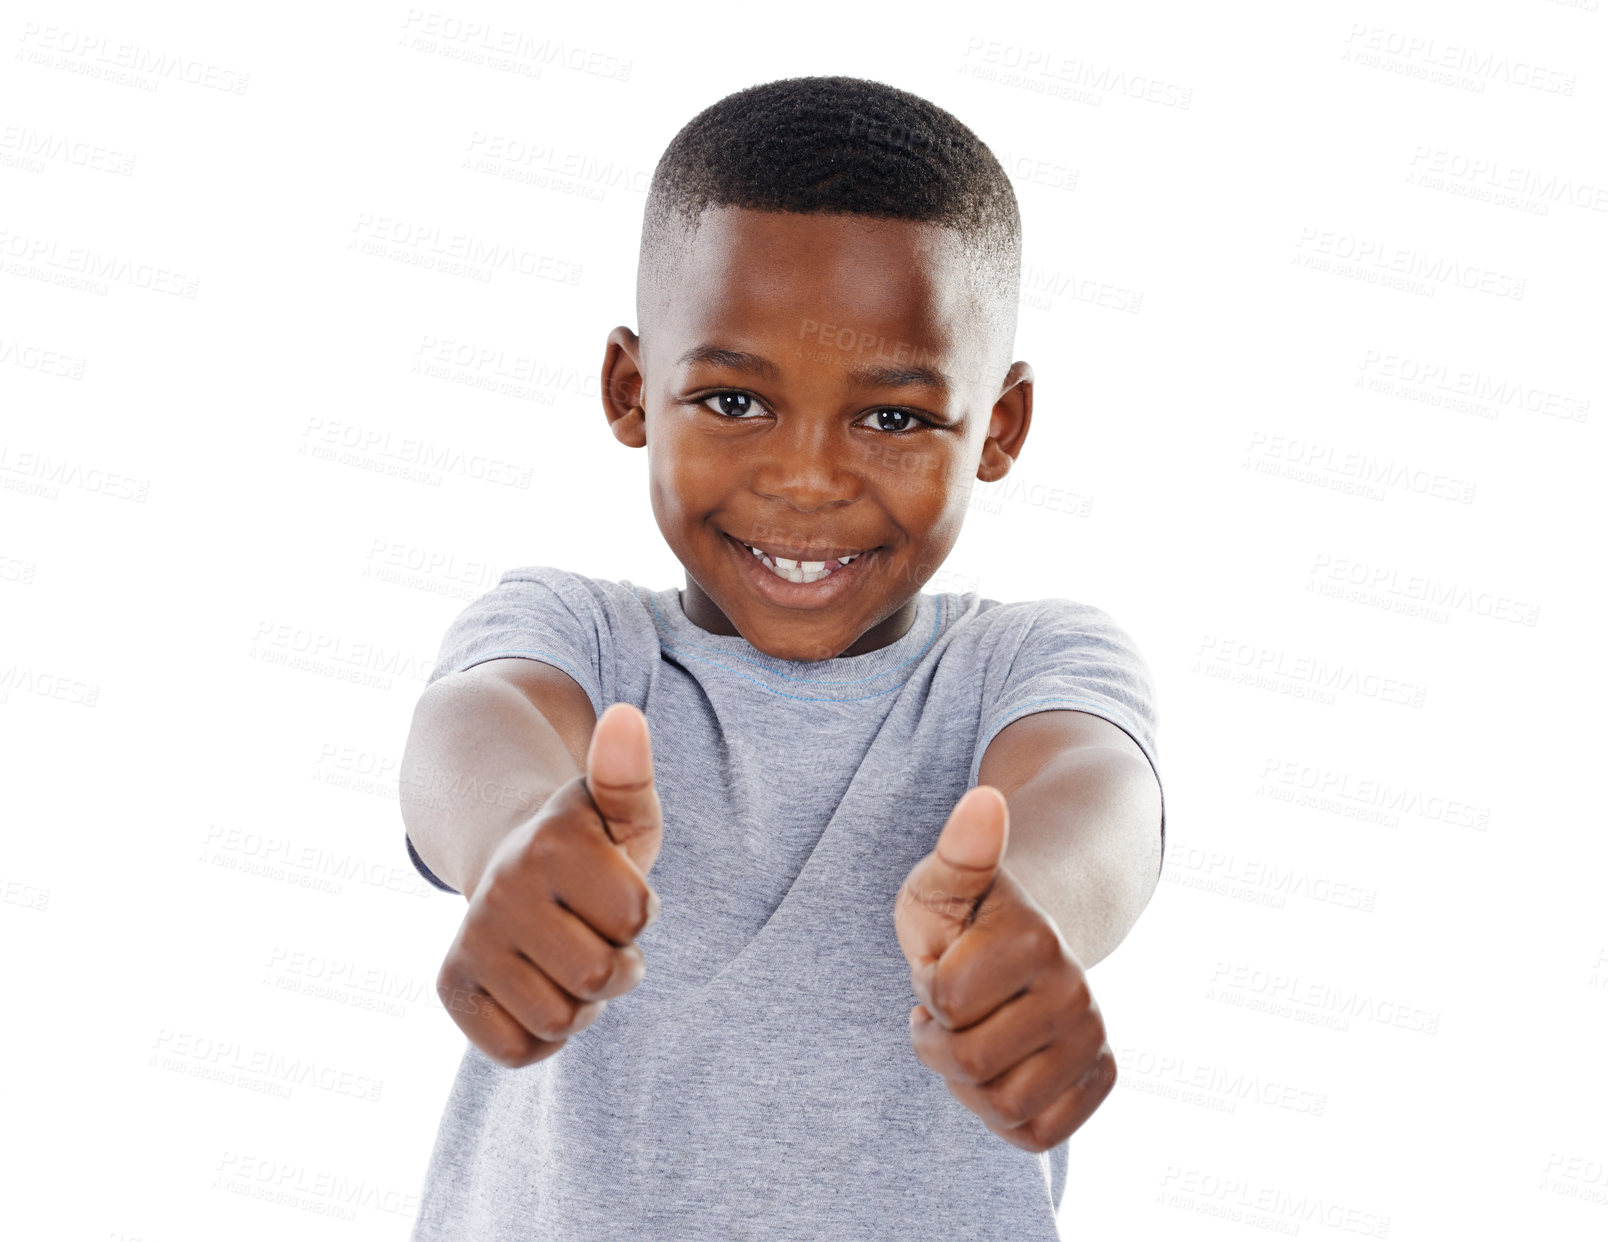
left=697, top=391, right=929, bottom=433
left=703, top=392, right=761, bottom=419
left=857, top=408, right=925, bottom=434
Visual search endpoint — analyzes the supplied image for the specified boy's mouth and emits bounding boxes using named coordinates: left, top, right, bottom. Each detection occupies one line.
left=724, top=532, right=879, bottom=593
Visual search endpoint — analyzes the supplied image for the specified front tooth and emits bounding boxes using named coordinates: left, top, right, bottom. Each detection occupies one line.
left=801, top=560, right=825, bottom=573
left=773, top=556, right=799, bottom=570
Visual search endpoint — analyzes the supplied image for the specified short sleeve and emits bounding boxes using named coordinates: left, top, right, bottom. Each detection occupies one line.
left=406, top=831, right=460, bottom=894
left=405, top=566, right=609, bottom=894
left=423, top=567, right=606, bottom=714
left=970, top=599, right=1165, bottom=856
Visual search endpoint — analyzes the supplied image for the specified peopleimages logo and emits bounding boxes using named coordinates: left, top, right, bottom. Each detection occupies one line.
left=1117, top=1045, right=1328, bottom=1117
left=1207, top=960, right=1441, bottom=1036
left=0, top=227, right=199, bottom=297
left=1342, top=23, right=1575, bottom=96
left=398, top=12, right=632, bottom=81
left=1243, top=430, right=1477, bottom=504
left=1193, top=635, right=1429, bottom=709
left=1162, top=846, right=1377, bottom=912
left=299, top=417, right=533, bottom=490
left=1308, top=554, right=1540, bottom=627
left=1158, top=1165, right=1391, bottom=1238
left=1257, top=757, right=1490, bottom=831
left=1357, top=348, right=1589, bottom=423
left=1293, top=227, right=1525, bottom=300
left=350, top=213, right=583, bottom=285
left=16, top=23, right=251, bottom=94
left=0, top=125, right=137, bottom=175
left=959, top=36, right=1194, bottom=109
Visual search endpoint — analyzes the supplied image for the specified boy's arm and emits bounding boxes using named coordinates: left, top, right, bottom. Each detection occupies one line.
left=895, top=708, right=1161, bottom=1153
left=975, top=708, right=1162, bottom=970
left=400, top=659, right=599, bottom=898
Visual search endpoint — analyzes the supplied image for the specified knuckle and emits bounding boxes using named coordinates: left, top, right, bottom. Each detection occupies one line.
left=535, top=995, right=579, bottom=1041
left=536, top=808, right=579, bottom=851
left=1085, top=1049, right=1117, bottom=1096
left=949, top=1041, right=987, bottom=1086
left=617, top=944, right=647, bottom=991
left=529, top=806, right=564, bottom=844
left=623, top=883, right=654, bottom=939
left=485, top=1031, right=535, bottom=1068
left=506, top=1030, right=563, bottom=1068
left=1027, top=920, right=1061, bottom=962
left=1060, top=969, right=1091, bottom=1013
left=435, top=968, right=481, bottom=1019
left=1072, top=1014, right=1107, bottom=1064
left=455, top=921, right=492, bottom=966
left=529, top=825, right=564, bottom=867
left=478, top=874, right=513, bottom=917
left=989, top=1083, right=1033, bottom=1129
left=576, top=954, right=616, bottom=998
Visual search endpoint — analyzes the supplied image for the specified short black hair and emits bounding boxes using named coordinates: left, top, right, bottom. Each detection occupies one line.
left=638, top=75, right=1021, bottom=359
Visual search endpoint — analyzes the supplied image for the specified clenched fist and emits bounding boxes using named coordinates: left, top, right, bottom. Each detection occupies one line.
left=895, top=785, right=1116, bottom=1154
left=435, top=702, right=663, bottom=1068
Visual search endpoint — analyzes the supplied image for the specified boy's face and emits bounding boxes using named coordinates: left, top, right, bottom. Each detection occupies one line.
left=603, top=207, right=1032, bottom=662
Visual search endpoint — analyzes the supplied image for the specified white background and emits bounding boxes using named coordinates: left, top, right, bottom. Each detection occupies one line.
left=2, top=1, right=1604, bottom=1238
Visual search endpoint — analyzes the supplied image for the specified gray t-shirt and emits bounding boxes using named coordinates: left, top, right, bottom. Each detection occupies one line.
left=405, top=566, right=1164, bottom=1241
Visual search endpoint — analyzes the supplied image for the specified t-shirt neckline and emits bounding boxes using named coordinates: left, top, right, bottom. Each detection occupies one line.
left=633, top=582, right=946, bottom=701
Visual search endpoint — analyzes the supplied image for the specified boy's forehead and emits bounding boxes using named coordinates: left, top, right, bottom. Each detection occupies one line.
left=647, top=207, right=994, bottom=382
left=686, top=205, right=965, bottom=269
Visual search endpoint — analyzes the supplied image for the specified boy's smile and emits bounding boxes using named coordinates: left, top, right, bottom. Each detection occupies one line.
left=603, top=207, right=1032, bottom=663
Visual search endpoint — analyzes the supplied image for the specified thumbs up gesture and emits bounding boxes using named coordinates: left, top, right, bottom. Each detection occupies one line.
left=894, top=785, right=1116, bottom=1153
left=436, top=702, right=663, bottom=1069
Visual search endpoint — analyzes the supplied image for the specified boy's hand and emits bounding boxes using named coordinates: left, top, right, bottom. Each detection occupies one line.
left=435, top=702, right=663, bottom=1069
left=894, top=786, right=1116, bottom=1154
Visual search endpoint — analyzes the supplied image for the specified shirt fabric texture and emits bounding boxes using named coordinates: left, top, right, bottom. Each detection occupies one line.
left=405, top=565, right=1165, bottom=1241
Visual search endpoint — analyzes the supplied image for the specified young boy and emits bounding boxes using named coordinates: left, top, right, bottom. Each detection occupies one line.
left=399, top=75, right=1165, bottom=1240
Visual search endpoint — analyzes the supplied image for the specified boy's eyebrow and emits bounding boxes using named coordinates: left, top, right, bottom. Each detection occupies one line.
left=677, top=345, right=953, bottom=396
left=848, top=361, right=951, bottom=396
left=677, top=345, right=778, bottom=377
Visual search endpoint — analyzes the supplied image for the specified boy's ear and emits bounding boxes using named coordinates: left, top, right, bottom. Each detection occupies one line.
left=602, top=326, right=647, bottom=448
left=977, top=361, right=1033, bottom=484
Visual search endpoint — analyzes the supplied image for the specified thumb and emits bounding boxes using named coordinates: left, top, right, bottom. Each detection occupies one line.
left=895, top=785, right=1009, bottom=971
left=584, top=702, right=663, bottom=877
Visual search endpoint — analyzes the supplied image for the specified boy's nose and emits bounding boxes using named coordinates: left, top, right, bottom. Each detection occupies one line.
left=746, top=424, right=864, bottom=509
left=750, top=462, right=863, bottom=513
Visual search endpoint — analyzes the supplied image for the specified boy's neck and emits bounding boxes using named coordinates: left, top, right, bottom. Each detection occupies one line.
left=676, top=586, right=919, bottom=658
